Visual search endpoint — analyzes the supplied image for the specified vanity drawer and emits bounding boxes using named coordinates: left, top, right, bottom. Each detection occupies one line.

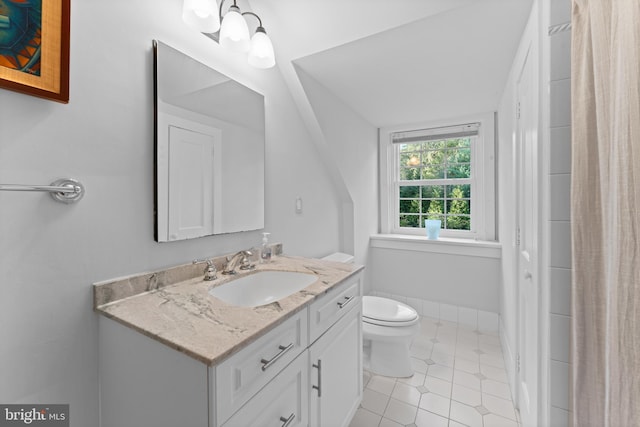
left=221, top=351, right=308, bottom=427
left=215, top=309, right=308, bottom=425
left=308, top=272, right=362, bottom=343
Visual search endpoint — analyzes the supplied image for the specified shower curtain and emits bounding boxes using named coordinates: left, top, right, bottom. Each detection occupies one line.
left=571, top=0, right=640, bottom=426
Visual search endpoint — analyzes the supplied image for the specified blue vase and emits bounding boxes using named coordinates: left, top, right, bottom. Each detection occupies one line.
left=425, top=219, right=441, bottom=239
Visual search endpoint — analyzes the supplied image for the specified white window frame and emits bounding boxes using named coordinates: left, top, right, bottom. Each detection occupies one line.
left=379, top=113, right=496, bottom=241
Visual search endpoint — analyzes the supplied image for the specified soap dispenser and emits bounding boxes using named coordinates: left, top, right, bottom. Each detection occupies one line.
left=261, top=232, right=272, bottom=263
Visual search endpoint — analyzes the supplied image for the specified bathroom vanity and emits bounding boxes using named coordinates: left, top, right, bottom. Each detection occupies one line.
left=94, top=255, right=363, bottom=427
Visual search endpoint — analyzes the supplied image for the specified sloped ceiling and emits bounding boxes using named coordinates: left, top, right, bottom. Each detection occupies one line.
left=250, top=0, right=533, bottom=127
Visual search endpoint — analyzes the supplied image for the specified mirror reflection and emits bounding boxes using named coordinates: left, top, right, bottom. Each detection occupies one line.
left=154, top=40, right=265, bottom=242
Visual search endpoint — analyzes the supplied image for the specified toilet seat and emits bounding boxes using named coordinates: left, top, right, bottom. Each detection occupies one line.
left=363, top=296, right=419, bottom=327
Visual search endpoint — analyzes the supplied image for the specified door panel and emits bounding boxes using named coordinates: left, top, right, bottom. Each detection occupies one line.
left=516, top=42, right=539, bottom=427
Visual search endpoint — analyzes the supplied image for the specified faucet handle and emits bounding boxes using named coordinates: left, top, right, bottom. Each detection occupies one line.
left=239, top=256, right=256, bottom=271
left=193, top=258, right=217, bottom=281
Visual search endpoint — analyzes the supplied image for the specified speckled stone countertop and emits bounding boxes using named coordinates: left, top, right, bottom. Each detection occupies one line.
left=94, top=254, right=363, bottom=366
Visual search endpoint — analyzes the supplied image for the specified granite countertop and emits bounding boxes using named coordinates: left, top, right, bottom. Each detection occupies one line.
left=94, top=255, right=363, bottom=366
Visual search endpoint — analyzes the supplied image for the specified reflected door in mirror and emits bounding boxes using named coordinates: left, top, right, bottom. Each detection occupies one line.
left=167, top=126, right=221, bottom=241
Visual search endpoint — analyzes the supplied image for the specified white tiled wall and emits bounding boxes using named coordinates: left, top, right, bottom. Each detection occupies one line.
left=548, top=0, right=572, bottom=424
left=371, top=291, right=500, bottom=334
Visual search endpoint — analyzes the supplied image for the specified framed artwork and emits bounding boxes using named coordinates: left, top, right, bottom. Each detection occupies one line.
left=0, top=0, right=70, bottom=103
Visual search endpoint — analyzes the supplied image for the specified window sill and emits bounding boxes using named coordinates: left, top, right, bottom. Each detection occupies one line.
left=370, top=234, right=502, bottom=259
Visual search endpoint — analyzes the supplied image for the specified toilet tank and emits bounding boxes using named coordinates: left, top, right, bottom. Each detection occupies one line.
left=321, top=252, right=354, bottom=264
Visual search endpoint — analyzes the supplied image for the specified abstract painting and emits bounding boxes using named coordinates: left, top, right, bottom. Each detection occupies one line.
left=0, top=0, right=69, bottom=102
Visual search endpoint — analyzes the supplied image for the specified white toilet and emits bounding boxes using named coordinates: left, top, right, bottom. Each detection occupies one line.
left=362, top=296, right=420, bottom=377
left=321, top=252, right=421, bottom=378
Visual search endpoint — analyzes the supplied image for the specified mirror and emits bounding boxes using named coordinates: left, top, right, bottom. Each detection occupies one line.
left=153, top=40, right=265, bottom=242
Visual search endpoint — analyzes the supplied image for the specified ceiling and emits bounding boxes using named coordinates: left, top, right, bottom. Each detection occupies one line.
left=250, top=0, right=534, bottom=128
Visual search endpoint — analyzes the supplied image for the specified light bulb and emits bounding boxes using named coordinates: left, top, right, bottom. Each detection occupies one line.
left=182, top=0, right=220, bottom=33
left=219, top=5, right=250, bottom=53
left=248, top=27, right=275, bottom=69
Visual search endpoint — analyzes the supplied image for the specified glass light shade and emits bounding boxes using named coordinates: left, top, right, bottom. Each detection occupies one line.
left=182, top=0, right=220, bottom=33
left=219, top=5, right=250, bottom=53
left=248, top=28, right=275, bottom=69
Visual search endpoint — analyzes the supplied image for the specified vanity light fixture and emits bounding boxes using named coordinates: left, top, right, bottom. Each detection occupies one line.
left=182, top=0, right=276, bottom=69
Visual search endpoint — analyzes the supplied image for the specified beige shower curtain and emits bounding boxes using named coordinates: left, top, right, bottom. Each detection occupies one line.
left=571, top=0, right=640, bottom=426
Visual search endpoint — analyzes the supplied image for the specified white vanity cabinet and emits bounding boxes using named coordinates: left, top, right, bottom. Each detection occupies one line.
left=98, top=270, right=363, bottom=427
left=221, top=272, right=363, bottom=427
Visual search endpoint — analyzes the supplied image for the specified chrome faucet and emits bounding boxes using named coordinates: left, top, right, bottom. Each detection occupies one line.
left=193, top=258, right=217, bottom=281
left=223, top=250, right=254, bottom=275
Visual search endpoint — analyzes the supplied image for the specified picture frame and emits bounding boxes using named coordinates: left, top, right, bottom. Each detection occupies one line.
left=0, top=0, right=70, bottom=103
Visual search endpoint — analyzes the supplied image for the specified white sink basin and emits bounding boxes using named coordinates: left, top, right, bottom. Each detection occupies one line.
left=208, top=271, right=318, bottom=307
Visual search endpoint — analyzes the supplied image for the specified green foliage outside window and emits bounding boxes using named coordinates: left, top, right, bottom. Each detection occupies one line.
left=398, top=138, right=472, bottom=231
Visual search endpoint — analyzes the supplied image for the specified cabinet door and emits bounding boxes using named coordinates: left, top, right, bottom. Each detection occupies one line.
left=222, top=351, right=308, bottom=427
left=309, top=302, right=362, bottom=427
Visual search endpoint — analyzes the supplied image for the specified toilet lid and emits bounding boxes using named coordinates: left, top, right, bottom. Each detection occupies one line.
left=363, top=296, right=418, bottom=324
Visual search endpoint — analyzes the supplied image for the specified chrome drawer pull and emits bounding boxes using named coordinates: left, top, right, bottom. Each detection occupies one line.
left=337, top=295, right=355, bottom=309
left=312, top=359, right=322, bottom=397
left=261, top=343, right=294, bottom=371
left=280, top=413, right=295, bottom=427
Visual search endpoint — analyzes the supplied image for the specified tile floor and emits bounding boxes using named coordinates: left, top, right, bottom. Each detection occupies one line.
left=349, top=316, right=521, bottom=427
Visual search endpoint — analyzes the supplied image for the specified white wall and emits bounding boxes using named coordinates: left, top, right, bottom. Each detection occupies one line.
left=0, top=2, right=343, bottom=426
left=294, top=67, right=379, bottom=292
left=369, top=246, right=501, bottom=314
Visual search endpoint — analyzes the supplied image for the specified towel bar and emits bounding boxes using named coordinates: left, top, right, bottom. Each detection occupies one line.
left=0, top=178, right=85, bottom=203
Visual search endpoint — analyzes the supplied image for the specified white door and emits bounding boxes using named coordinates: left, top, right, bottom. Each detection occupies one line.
left=516, top=42, right=539, bottom=427
left=167, top=126, right=216, bottom=241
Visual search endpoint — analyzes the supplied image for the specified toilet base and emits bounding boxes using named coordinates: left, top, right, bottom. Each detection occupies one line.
left=364, top=338, right=414, bottom=378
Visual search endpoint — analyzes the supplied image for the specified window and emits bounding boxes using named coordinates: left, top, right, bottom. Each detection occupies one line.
left=380, top=114, right=495, bottom=240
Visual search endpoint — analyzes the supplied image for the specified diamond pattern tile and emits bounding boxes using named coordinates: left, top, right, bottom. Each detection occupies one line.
left=351, top=315, right=520, bottom=427
left=475, top=405, right=491, bottom=416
